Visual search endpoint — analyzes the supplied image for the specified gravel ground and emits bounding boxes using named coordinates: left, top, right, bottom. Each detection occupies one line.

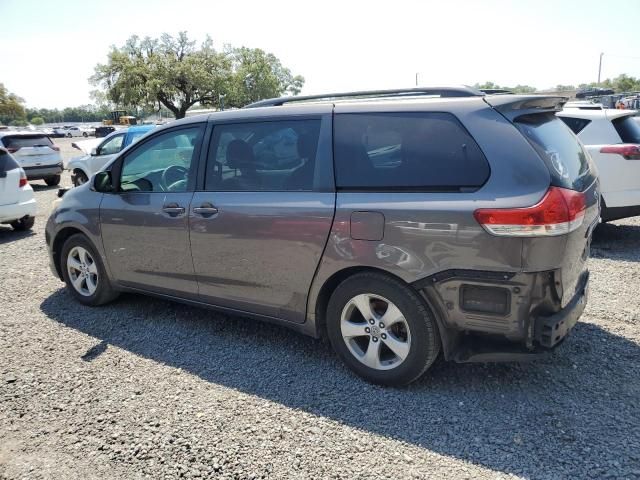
left=1, top=139, right=639, bottom=479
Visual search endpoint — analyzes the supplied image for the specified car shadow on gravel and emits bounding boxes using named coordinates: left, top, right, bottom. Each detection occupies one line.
left=592, top=220, right=640, bottom=262
left=41, top=289, right=640, bottom=479
left=0, top=225, right=35, bottom=244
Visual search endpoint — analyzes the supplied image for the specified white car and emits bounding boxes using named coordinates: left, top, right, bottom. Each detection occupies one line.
left=557, top=106, right=640, bottom=221
left=0, top=148, right=37, bottom=231
left=64, top=126, right=89, bottom=138
left=0, top=132, right=64, bottom=186
left=66, top=125, right=155, bottom=186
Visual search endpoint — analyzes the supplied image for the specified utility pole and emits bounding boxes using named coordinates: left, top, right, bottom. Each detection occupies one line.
left=598, top=52, right=604, bottom=85
left=415, top=73, right=419, bottom=86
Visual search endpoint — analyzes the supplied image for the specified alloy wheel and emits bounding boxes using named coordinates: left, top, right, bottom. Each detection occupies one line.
left=67, top=246, right=98, bottom=296
left=340, top=293, right=411, bottom=370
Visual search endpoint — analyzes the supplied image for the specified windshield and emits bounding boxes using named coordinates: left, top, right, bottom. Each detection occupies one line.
left=515, top=113, right=596, bottom=192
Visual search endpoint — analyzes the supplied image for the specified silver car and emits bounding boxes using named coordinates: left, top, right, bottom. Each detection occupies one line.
left=46, top=87, right=599, bottom=385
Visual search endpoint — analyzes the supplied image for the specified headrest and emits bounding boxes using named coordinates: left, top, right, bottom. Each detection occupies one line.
left=226, top=139, right=254, bottom=169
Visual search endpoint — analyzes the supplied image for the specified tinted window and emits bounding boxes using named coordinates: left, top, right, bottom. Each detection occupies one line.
left=120, top=126, right=203, bottom=193
left=612, top=116, right=640, bottom=143
left=334, top=113, right=489, bottom=190
left=515, top=113, right=596, bottom=192
left=559, top=116, right=591, bottom=134
left=0, top=149, right=19, bottom=173
left=1, top=135, right=53, bottom=149
left=205, top=120, right=321, bottom=191
left=99, top=134, right=125, bottom=155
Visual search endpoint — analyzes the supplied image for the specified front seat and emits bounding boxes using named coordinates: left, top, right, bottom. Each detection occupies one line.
left=223, top=139, right=259, bottom=190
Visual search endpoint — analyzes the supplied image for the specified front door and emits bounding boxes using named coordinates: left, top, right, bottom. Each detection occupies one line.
left=100, top=124, right=205, bottom=298
left=189, top=116, right=335, bottom=323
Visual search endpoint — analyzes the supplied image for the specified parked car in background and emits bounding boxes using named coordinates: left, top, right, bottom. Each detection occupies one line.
left=52, top=126, right=71, bottom=138
left=557, top=106, right=640, bottom=221
left=0, top=148, right=36, bottom=231
left=95, top=125, right=116, bottom=138
left=65, top=126, right=86, bottom=138
left=0, top=131, right=63, bottom=185
left=47, top=88, right=598, bottom=386
left=66, top=124, right=155, bottom=186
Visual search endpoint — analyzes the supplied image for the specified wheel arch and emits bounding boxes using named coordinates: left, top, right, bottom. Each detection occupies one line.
left=51, top=226, right=95, bottom=280
left=312, top=266, right=445, bottom=345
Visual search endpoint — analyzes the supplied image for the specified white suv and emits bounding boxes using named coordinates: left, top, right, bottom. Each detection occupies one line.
left=0, top=148, right=36, bottom=230
left=557, top=106, right=640, bottom=221
left=0, top=132, right=64, bottom=186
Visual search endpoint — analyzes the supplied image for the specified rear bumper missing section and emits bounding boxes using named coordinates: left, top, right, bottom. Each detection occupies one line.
left=416, top=268, right=589, bottom=363
left=534, top=271, right=588, bottom=349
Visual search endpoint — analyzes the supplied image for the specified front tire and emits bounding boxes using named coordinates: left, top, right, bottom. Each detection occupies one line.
left=72, top=170, right=88, bottom=186
left=45, top=175, right=61, bottom=186
left=10, top=216, right=34, bottom=231
left=61, top=234, right=119, bottom=306
left=326, top=272, right=440, bottom=386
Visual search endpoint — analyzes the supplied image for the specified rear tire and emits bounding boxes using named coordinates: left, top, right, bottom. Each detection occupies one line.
left=61, top=234, right=119, bottom=306
left=45, top=175, right=61, bottom=186
left=82, top=132, right=88, bottom=137
left=10, top=216, right=34, bottom=231
left=326, top=272, right=440, bottom=386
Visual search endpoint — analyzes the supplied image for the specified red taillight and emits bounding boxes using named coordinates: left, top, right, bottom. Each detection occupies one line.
left=7, top=147, right=19, bottom=153
left=474, top=187, right=586, bottom=237
left=50, top=145, right=60, bottom=151
left=18, top=169, right=28, bottom=188
left=600, top=144, right=640, bottom=160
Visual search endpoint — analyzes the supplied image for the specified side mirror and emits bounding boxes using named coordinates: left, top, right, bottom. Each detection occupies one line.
left=93, top=171, right=113, bottom=193
left=90, top=148, right=98, bottom=156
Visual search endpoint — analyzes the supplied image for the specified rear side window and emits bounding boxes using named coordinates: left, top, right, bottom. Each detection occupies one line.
left=515, top=113, right=596, bottom=192
left=558, top=116, right=591, bottom=134
left=1, top=135, right=53, bottom=149
left=334, top=113, right=489, bottom=190
left=205, top=119, right=321, bottom=191
left=0, top=149, right=19, bottom=174
left=612, top=116, right=640, bottom=143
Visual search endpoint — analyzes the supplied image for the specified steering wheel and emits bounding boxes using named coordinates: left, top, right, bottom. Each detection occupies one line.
left=161, top=165, right=188, bottom=191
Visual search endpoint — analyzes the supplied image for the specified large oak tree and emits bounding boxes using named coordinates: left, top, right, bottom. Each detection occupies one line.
left=91, top=32, right=304, bottom=119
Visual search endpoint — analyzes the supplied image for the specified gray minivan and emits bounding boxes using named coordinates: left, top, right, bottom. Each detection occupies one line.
left=46, top=87, right=599, bottom=386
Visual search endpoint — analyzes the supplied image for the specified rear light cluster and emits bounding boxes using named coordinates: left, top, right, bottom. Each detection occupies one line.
left=7, top=147, right=19, bottom=153
left=600, top=144, right=640, bottom=160
left=18, top=169, right=28, bottom=188
left=474, top=187, right=586, bottom=237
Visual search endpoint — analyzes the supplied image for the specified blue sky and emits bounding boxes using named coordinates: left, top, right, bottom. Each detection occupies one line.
left=1, top=0, right=639, bottom=108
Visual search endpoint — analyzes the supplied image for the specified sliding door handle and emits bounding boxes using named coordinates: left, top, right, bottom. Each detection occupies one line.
left=193, top=203, right=219, bottom=217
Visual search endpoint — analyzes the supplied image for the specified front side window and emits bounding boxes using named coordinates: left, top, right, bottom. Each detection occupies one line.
left=333, top=112, right=490, bottom=190
left=119, top=126, right=203, bottom=193
left=99, top=134, right=125, bottom=156
left=205, top=119, right=321, bottom=191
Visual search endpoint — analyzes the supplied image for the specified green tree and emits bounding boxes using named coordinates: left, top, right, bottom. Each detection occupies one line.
left=91, top=32, right=305, bottom=119
left=474, top=82, right=536, bottom=93
left=30, top=116, right=44, bottom=125
left=0, top=83, right=26, bottom=125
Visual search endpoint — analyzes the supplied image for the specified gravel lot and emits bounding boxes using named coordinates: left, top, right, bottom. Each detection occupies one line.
left=1, top=138, right=639, bottom=479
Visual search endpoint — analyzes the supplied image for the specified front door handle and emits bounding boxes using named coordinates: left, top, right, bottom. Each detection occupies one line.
left=162, top=203, right=185, bottom=217
left=193, top=203, right=219, bottom=218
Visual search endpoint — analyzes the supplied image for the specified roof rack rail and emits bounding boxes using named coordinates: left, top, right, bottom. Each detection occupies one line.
left=244, top=86, right=484, bottom=108
left=479, top=88, right=513, bottom=95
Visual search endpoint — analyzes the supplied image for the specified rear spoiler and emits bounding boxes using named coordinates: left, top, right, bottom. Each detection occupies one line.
left=484, top=95, right=568, bottom=120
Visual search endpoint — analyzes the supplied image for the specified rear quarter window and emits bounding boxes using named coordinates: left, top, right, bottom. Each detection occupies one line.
left=334, top=112, right=490, bottom=190
left=515, top=113, right=596, bottom=192
left=612, top=116, right=640, bottom=143
left=558, top=116, right=591, bottom=134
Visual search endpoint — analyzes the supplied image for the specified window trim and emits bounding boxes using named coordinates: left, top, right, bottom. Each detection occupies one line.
left=200, top=115, right=331, bottom=193
left=111, top=123, right=205, bottom=194
left=332, top=111, right=491, bottom=193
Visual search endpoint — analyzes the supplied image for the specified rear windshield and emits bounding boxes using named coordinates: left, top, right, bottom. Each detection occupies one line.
left=1, top=135, right=53, bottom=149
left=612, top=116, right=640, bottom=143
left=515, top=113, right=596, bottom=192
